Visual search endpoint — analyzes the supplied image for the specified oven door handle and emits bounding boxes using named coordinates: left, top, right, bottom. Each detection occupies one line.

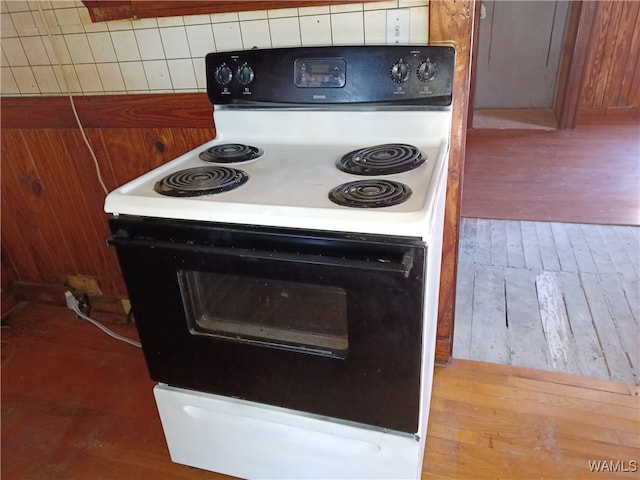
left=107, top=236, right=415, bottom=277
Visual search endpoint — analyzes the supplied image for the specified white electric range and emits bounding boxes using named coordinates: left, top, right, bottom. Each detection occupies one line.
left=105, top=45, right=454, bottom=480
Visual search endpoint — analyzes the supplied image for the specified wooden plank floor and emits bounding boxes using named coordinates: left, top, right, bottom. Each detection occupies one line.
left=2, top=303, right=638, bottom=479
left=462, top=123, right=640, bottom=226
left=454, top=218, right=640, bottom=385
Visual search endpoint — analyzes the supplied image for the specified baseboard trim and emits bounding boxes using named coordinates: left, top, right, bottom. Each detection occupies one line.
left=577, top=106, right=640, bottom=125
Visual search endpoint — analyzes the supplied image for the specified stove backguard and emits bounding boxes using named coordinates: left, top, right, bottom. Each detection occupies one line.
left=109, top=215, right=427, bottom=433
left=206, top=45, right=455, bottom=106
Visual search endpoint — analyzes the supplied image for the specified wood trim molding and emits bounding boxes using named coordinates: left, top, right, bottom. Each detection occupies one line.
left=429, top=0, right=475, bottom=364
left=577, top=105, right=640, bottom=124
left=467, top=0, right=482, bottom=129
left=0, top=93, right=213, bottom=129
left=555, top=1, right=598, bottom=129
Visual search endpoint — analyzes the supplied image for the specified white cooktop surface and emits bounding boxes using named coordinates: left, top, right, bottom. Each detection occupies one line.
left=105, top=110, right=452, bottom=237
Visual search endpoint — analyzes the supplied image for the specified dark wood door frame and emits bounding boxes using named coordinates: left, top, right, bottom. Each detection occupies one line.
left=468, top=0, right=595, bottom=130
left=554, top=1, right=598, bottom=129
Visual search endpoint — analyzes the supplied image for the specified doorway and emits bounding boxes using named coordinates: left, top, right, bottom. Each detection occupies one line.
left=470, top=1, right=570, bottom=128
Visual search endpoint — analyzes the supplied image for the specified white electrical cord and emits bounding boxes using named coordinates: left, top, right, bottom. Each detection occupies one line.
left=65, top=291, right=142, bottom=348
left=36, top=4, right=109, bottom=195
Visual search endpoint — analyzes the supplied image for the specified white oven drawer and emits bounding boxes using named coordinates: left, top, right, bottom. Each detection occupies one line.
left=154, top=384, right=424, bottom=480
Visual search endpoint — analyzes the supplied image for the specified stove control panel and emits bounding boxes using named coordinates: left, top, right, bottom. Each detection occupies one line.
left=205, top=45, right=454, bottom=106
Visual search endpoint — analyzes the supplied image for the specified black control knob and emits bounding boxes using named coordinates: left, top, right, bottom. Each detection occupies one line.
left=417, top=59, right=438, bottom=82
left=214, top=63, right=233, bottom=85
left=390, top=59, right=410, bottom=83
left=236, top=63, right=255, bottom=85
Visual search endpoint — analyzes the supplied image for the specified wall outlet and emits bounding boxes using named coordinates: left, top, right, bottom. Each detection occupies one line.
left=386, top=9, right=410, bottom=44
left=65, top=273, right=102, bottom=296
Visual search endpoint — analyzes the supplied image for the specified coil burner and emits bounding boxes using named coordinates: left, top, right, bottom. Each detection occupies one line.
left=336, top=143, right=425, bottom=176
left=154, top=166, right=249, bottom=197
left=199, top=143, right=264, bottom=163
left=328, top=179, right=412, bottom=208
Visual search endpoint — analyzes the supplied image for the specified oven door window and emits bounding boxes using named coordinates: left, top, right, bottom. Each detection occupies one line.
left=178, top=270, right=348, bottom=359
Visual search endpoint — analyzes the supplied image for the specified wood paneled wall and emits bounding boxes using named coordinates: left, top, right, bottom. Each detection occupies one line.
left=1, top=94, right=215, bottom=307
left=578, top=0, right=640, bottom=122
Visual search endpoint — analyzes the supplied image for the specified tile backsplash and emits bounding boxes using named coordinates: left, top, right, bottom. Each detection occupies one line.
left=0, top=0, right=429, bottom=96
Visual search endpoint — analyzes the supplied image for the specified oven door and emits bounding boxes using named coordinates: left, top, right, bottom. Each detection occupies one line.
left=109, top=215, right=427, bottom=433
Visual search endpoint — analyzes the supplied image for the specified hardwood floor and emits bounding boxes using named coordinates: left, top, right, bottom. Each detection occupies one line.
left=454, top=218, right=639, bottom=385
left=2, top=303, right=638, bottom=479
left=462, top=123, right=640, bottom=226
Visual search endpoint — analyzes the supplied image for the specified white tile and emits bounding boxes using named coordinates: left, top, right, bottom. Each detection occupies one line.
left=364, top=10, right=386, bottom=45
left=143, top=59, right=172, bottom=90
left=51, top=1, right=78, bottom=8
left=107, top=19, right=134, bottom=31
left=186, top=24, right=215, bottom=58
left=54, top=6, right=81, bottom=26
left=167, top=58, right=196, bottom=90
left=20, top=35, right=50, bottom=65
left=399, top=0, right=428, bottom=7
left=269, top=17, right=300, bottom=48
left=35, top=8, right=57, bottom=30
left=22, top=27, right=44, bottom=37
left=10, top=11, right=36, bottom=30
left=96, top=62, right=125, bottom=92
left=192, top=57, right=206, bottom=89
left=32, top=64, right=60, bottom=92
left=87, top=31, right=117, bottom=62
left=110, top=30, right=140, bottom=61
left=157, top=16, right=184, bottom=27
left=131, top=18, right=157, bottom=29
left=11, top=65, right=40, bottom=93
left=29, top=1, right=54, bottom=10
left=298, top=6, right=330, bottom=16
left=212, top=22, right=243, bottom=51
left=83, top=20, right=108, bottom=33
left=268, top=8, right=298, bottom=18
left=331, top=4, right=363, bottom=14
left=210, top=12, right=238, bottom=24
left=299, top=14, right=331, bottom=46
left=64, top=32, right=93, bottom=63
left=240, top=19, right=271, bottom=50
left=1, top=11, right=16, bottom=37
left=364, top=0, right=398, bottom=9
left=60, top=23, right=84, bottom=34
left=77, top=5, right=92, bottom=25
left=5, top=2, right=31, bottom=13
left=48, top=34, right=71, bottom=64
left=331, top=12, right=364, bottom=45
left=1, top=37, right=29, bottom=66
left=1, top=67, right=20, bottom=94
left=75, top=63, right=102, bottom=92
left=239, top=10, right=267, bottom=21
left=184, top=14, right=213, bottom=26
left=56, top=64, right=81, bottom=92
left=119, top=61, right=148, bottom=91
left=408, top=6, right=428, bottom=44
left=135, top=28, right=164, bottom=60
left=160, top=26, right=190, bottom=59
